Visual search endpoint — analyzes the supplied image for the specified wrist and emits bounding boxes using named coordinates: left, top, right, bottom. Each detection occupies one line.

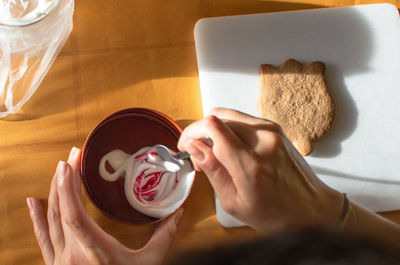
left=312, top=187, right=344, bottom=227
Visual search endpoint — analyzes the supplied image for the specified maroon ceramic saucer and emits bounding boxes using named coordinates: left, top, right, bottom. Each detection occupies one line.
left=81, top=108, right=186, bottom=224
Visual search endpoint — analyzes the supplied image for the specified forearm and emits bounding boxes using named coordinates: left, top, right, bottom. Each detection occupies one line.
left=344, top=200, right=400, bottom=253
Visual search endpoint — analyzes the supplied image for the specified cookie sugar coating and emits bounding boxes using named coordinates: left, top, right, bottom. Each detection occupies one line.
left=258, top=59, right=335, bottom=156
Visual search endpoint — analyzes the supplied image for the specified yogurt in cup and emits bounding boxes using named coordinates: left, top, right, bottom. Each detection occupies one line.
left=81, top=108, right=195, bottom=224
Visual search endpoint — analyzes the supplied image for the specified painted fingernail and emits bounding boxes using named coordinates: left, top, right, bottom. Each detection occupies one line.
left=175, top=207, right=184, bottom=225
left=186, top=140, right=205, bottom=161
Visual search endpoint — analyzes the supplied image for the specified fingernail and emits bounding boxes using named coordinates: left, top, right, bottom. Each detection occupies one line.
left=57, top=161, right=68, bottom=187
left=68, top=147, right=80, bottom=161
left=186, top=140, right=205, bottom=161
left=200, top=137, right=214, bottom=148
left=26, top=197, right=33, bottom=210
left=175, top=208, right=184, bottom=225
left=57, top=161, right=67, bottom=175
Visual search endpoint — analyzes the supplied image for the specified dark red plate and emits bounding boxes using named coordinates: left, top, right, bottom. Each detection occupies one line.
left=81, top=108, right=186, bottom=224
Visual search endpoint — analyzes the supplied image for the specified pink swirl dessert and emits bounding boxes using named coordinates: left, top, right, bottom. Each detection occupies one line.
left=99, top=147, right=194, bottom=218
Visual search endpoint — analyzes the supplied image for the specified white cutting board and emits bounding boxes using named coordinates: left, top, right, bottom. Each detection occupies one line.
left=194, top=3, right=400, bottom=223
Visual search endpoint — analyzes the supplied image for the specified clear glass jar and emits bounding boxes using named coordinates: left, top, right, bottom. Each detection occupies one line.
left=0, top=0, right=74, bottom=118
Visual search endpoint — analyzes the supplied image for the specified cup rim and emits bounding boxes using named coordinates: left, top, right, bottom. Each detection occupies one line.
left=81, top=108, right=195, bottom=225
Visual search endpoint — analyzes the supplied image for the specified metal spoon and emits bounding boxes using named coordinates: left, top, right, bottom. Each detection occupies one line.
left=151, top=138, right=213, bottom=172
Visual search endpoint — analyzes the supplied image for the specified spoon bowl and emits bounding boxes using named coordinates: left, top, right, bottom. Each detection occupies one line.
left=150, top=138, right=213, bottom=172
left=150, top=145, right=190, bottom=172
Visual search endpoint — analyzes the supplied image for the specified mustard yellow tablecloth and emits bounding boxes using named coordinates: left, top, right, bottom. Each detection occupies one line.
left=1, top=0, right=399, bottom=264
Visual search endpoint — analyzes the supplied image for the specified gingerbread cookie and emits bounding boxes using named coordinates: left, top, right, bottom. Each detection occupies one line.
left=258, top=59, right=335, bottom=156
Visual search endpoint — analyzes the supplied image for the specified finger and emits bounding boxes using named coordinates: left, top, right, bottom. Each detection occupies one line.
left=210, top=107, right=266, bottom=125
left=67, top=147, right=82, bottom=194
left=210, top=107, right=283, bottom=135
left=178, top=115, right=254, bottom=191
left=178, top=115, right=245, bottom=157
left=139, top=208, right=184, bottom=265
left=211, top=107, right=284, bottom=137
left=210, top=107, right=282, bottom=132
left=27, top=197, right=55, bottom=265
left=186, top=139, right=237, bottom=201
left=47, top=162, right=65, bottom=254
left=210, top=108, right=286, bottom=155
left=57, top=161, right=104, bottom=247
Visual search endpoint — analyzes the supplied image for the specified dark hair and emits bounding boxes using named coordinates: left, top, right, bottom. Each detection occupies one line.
left=167, top=228, right=400, bottom=265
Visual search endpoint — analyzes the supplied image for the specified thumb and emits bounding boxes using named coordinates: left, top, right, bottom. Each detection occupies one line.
left=140, top=208, right=184, bottom=264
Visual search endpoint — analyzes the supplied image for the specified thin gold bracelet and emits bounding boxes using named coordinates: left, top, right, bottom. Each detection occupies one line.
left=340, top=193, right=353, bottom=229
